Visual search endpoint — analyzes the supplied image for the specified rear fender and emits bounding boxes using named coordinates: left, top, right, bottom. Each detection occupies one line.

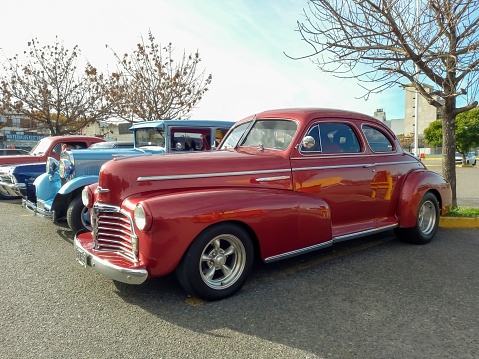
left=126, top=188, right=332, bottom=276
left=397, top=169, right=452, bottom=228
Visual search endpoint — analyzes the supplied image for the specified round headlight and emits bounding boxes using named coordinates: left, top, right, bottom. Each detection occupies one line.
left=46, top=157, right=59, bottom=175
left=59, top=159, right=73, bottom=178
left=134, top=203, right=151, bottom=232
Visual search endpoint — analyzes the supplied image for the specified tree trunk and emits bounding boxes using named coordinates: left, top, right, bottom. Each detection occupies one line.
left=441, top=98, right=457, bottom=208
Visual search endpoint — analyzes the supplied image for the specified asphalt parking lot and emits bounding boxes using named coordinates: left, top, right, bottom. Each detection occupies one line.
left=1, top=194, right=478, bottom=358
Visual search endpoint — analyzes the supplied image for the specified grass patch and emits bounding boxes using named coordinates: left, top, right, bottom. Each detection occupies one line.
left=445, top=207, right=479, bottom=218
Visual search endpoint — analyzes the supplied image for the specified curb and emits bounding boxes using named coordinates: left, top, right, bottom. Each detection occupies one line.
left=439, top=217, right=479, bottom=228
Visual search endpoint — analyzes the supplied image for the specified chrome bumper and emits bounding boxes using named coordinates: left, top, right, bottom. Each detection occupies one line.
left=22, top=198, right=54, bottom=220
left=74, top=235, right=148, bottom=285
left=0, top=181, right=24, bottom=197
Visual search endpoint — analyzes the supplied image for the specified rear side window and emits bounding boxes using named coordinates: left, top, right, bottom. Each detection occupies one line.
left=362, top=125, right=394, bottom=152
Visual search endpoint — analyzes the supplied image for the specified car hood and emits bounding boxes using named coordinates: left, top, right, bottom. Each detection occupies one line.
left=0, top=154, right=41, bottom=166
left=96, top=149, right=293, bottom=206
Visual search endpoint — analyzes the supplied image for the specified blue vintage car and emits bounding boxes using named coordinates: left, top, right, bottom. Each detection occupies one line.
left=23, top=119, right=235, bottom=232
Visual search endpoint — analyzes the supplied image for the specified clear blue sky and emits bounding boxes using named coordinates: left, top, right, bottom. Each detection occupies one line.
left=1, top=0, right=405, bottom=121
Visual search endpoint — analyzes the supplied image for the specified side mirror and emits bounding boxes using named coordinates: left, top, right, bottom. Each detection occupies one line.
left=301, top=135, right=316, bottom=149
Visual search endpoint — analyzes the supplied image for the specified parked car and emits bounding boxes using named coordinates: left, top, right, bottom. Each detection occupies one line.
left=0, top=135, right=105, bottom=166
left=0, top=136, right=105, bottom=199
left=23, top=120, right=235, bottom=232
left=455, top=151, right=477, bottom=165
left=466, top=152, right=476, bottom=166
left=0, top=149, right=29, bottom=156
left=89, top=141, right=134, bottom=149
left=74, top=108, right=452, bottom=301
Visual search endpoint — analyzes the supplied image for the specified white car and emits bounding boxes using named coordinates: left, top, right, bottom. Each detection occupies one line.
left=455, top=152, right=477, bottom=165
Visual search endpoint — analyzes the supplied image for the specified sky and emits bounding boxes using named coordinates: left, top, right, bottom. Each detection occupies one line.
left=0, top=0, right=405, bottom=122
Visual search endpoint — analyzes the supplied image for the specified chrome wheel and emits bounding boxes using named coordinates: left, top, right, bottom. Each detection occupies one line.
left=176, top=223, right=254, bottom=300
left=199, top=234, right=247, bottom=290
left=417, top=199, right=437, bottom=235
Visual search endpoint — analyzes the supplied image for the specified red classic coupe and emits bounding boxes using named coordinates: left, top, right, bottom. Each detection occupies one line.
left=75, top=108, right=452, bottom=300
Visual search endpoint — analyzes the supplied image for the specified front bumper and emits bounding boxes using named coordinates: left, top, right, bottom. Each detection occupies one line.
left=0, top=181, right=24, bottom=197
left=22, top=198, right=54, bottom=220
left=74, top=231, right=148, bottom=285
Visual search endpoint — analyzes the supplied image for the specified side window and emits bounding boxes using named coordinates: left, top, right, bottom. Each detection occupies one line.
left=319, top=123, right=361, bottom=154
left=362, top=125, right=394, bottom=152
left=52, top=143, right=62, bottom=154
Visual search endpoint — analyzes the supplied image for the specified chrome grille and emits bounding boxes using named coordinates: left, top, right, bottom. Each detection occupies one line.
left=92, top=204, right=138, bottom=262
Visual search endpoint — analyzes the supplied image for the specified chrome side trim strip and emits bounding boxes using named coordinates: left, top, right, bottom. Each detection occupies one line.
left=264, top=240, right=334, bottom=263
left=264, top=223, right=398, bottom=263
left=137, top=168, right=292, bottom=182
left=333, top=224, right=398, bottom=243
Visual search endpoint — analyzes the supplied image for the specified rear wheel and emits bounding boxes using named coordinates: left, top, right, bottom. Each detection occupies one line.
left=66, top=194, right=91, bottom=233
left=395, top=192, right=439, bottom=245
left=176, top=223, right=254, bottom=301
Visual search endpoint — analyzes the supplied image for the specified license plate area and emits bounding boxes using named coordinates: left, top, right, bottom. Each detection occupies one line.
left=75, top=246, right=90, bottom=268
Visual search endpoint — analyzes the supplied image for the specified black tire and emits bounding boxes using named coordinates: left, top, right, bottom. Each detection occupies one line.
left=395, top=192, right=440, bottom=245
left=176, top=223, right=254, bottom=301
left=66, top=194, right=91, bottom=233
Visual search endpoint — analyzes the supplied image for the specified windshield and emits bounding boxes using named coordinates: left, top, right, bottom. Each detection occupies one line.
left=135, top=128, right=165, bottom=147
left=221, top=119, right=297, bottom=151
left=30, top=138, right=51, bottom=156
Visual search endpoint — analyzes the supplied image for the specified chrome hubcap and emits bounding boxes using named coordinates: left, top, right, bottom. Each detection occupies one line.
left=199, top=234, right=246, bottom=290
left=418, top=199, right=436, bottom=235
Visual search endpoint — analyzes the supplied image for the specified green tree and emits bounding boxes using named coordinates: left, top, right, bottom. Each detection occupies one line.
left=424, top=108, right=479, bottom=162
left=0, top=38, right=114, bottom=135
left=106, top=31, right=212, bottom=122
left=423, top=121, right=444, bottom=147
left=292, top=0, right=479, bottom=207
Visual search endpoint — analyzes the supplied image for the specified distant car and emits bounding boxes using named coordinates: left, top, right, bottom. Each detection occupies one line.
left=89, top=141, right=134, bottom=149
left=455, top=152, right=477, bottom=165
left=0, top=149, right=29, bottom=156
left=466, top=152, right=477, bottom=166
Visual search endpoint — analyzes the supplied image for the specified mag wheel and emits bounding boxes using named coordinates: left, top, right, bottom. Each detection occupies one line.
left=396, top=192, right=439, bottom=245
left=176, top=223, right=254, bottom=301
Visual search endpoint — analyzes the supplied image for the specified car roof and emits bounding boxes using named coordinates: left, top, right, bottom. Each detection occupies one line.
left=129, top=119, right=236, bottom=130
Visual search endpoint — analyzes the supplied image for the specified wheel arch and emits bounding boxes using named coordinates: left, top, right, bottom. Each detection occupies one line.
left=396, top=169, right=451, bottom=228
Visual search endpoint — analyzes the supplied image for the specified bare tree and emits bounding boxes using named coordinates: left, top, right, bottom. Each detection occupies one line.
left=106, top=31, right=212, bottom=122
left=0, top=38, right=114, bottom=135
left=292, top=0, right=479, bottom=207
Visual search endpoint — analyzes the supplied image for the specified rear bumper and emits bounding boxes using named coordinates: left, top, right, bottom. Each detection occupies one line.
left=74, top=231, right=148, bottom=285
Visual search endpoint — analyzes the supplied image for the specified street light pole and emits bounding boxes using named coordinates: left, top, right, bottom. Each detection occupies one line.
left=414, top=0, right=420, bottom=156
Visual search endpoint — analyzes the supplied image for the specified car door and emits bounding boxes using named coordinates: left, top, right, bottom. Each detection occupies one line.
left=290, top=120, right=378, bottom=239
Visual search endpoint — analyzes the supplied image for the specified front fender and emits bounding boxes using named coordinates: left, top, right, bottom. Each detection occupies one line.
left=397, top=169, right=452, bottom=228
left=124, top=188, right=332, bottom=276
left=58, top=175, right=99, bottom=195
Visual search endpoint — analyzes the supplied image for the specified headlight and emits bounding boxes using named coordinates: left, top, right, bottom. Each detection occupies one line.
left=59, top=159, right=74, bottom=179
left=82, top=186, right=93, bottom=208
left=134, top=203, right=151, bottom=232
left=46, top=157, right=59, bottom=175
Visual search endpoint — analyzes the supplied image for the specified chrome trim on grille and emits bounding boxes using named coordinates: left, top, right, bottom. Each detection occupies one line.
left=92, top=203, right=139, bottom=263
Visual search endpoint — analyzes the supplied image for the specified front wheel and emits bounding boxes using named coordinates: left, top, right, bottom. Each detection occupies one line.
left=395, top=192, right=440, bottom=245
left=66, top=194, right=91, bottom=233
left=176, top=223, right=254, bottom=301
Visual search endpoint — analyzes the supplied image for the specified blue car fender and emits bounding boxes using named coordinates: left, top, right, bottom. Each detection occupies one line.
left=35, top=172, right=62, bottom=201
left=58, top=175, right=100, bottom=196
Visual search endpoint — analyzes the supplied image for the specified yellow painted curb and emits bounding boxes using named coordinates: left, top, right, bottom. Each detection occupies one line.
left=439, top=217, right=479, bottom=228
